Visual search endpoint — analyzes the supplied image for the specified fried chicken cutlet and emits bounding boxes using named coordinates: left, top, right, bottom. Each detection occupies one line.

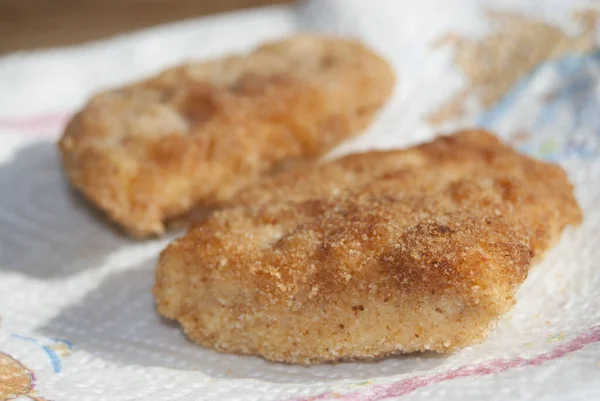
left=154, top=130, right=582, bottom=364
left=59, top=35, right=395, bottom=237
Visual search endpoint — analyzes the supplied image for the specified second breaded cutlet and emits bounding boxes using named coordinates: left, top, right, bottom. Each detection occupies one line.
left=59, top=35, right=395, bottom=237
left=154, top=130, right=582, bottom=364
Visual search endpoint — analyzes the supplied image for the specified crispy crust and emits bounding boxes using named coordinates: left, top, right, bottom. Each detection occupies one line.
left=58, top=35, right=395, bottom=237
left=154, top=130, right=582, bottom=364
left=230, top=129, right=582, bottom=256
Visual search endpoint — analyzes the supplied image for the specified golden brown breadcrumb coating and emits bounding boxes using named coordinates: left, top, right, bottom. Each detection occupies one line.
left=231, top=130, right=581, bottom=257
left=58, top=35, right=395, bottom=237
left=154, top=130, right=582, bottom=364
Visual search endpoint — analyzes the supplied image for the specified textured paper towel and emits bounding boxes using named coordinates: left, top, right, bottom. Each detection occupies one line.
left=1, top=1, right=599, bottom=400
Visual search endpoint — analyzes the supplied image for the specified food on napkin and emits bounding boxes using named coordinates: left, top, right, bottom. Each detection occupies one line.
left=58, top=35, right=395, bottom=237
left=154, top=130, right=581, bottom=364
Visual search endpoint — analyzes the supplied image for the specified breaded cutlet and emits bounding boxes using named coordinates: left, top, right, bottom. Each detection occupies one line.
left=230, top=130, right=581, bottom=256
left=154, top=130, right=582, bottom=364
left=59, top=35, right=395, bottom=237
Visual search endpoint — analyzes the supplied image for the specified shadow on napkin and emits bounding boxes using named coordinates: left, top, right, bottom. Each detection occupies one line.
left=0, top=141, right=130, bottom=278
left=38, top=258, right=447, bottom=383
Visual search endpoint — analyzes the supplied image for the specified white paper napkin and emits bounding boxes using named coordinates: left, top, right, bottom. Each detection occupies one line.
left=1, top=1, right=599, bottom=400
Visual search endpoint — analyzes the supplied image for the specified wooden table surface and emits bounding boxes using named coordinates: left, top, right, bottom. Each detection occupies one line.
left=0, top=0, right=292, bottom=54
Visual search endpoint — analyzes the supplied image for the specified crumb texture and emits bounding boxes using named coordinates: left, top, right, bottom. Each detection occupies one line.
left=59, top=35, right=395, bottom=237
left=154, top=129, right=582, bottom=364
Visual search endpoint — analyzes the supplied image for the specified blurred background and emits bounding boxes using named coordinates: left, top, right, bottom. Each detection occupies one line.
left=0, top=0, right=292, bottom=54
